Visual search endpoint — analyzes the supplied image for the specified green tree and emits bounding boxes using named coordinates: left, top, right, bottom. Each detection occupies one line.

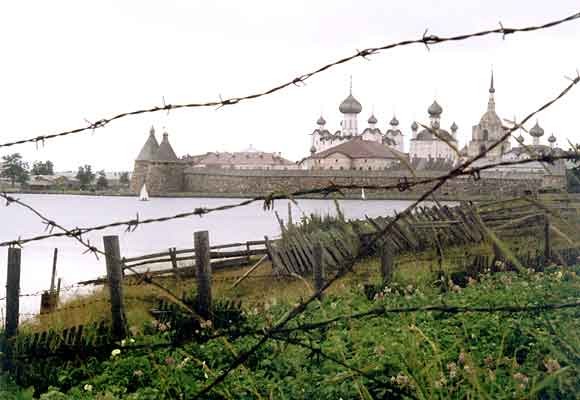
left=96, top=170, right=109, bottom=190
left=1, top=153, right=29, bottom=187
left=31, top=160, right=54, bottom=175
left=76, top=165, right=95, bottom=189
left=119, top=171, right=130, bottom=186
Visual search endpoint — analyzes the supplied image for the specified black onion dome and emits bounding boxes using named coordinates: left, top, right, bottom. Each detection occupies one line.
left=339, top=94, right=362, bottom=114
left=530, top=121, right=544, bottom=137
left=428, top=100, right=443, bottom=117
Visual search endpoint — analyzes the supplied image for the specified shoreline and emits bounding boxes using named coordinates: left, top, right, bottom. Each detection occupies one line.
left=2, top=188, right=577, bottom=202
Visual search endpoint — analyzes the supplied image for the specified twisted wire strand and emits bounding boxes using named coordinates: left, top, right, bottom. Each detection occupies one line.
left=0, top=11, right=577, bottom=150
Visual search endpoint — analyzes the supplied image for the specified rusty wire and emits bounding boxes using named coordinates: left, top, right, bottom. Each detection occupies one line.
left=1, top=151, right=578, bottom=251
left=191, top=74, right=580, bottom=398
left=0, top=11, right=578, bottom=150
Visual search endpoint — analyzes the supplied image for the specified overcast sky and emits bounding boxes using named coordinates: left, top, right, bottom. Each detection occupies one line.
left=0, top=1, right=579, bottom=171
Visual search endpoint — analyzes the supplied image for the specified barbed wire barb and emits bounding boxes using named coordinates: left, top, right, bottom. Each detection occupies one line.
left=0, top=11, right=578, bottom=149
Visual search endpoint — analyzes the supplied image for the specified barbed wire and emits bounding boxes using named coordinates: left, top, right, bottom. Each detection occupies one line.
left=0, top=283, right=86, bottom=301
left=1, top=150, right=578, bottom=252
left=0, top=14, right=577, bottom=395
left=0, top=12, right=578, bottom=150
left=0, top=192, right=104, bottom=258
left=192, top=74, right=580, bottom=397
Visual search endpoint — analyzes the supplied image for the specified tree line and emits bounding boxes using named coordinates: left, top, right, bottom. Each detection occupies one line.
left=0, top=153, right=130, bottom=190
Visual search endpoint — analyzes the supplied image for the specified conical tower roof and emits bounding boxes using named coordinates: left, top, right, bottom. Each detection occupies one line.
left=136, top=126, right=160, bottom=161
left=155, top=132, right=179, bottom=161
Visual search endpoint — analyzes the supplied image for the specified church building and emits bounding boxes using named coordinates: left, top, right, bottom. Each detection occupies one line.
left=309, top=84, right=403, bottom=156
left=466, top=72, right=510, bottom=158
left=409, top=100, right=459, bottom=163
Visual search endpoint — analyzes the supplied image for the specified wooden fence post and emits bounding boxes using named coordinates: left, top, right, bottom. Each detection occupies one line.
left=194, top=231, right=212, bottom=320
left=544, top=214, right=551, bottom=263
left=169, top=247, right=181, bottom=282
left=245, top=241, right=252, bottom=265
left=313, top=241, right=324, bottom=300
left=380, top=242, right=394, bottom=283
left=103, top=236, right=127, bottom=340
left=3, top=247, right=21, bottom=371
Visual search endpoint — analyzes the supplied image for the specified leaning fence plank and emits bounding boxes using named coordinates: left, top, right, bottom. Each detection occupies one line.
left=230, top=255, right=268, bottom=290
left=313, top=241, right=324, bottom=300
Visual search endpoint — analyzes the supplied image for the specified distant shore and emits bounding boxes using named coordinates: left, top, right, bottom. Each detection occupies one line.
left=2, top=187, right=568, bottom=202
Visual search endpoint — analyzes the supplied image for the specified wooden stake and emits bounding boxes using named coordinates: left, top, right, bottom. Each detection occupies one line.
left=3, top=247, right=21, bottom=371
left=380, top=242, right=394, bottom=283
left=5, top=248, right=21, bottom=339
left=169, top=247, right=181, bottom=282
left=313, top=241, right=324, bottom=300
left=103, top=236, right=127, bottom=340
left=50, top=248, right=58, bottom=293
left=194, top=231, right=212, bottom=320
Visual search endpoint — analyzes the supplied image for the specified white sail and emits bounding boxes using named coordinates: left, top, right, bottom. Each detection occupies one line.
left=139, top=184, right=149, bottom=201
left=361, top=188, right=366, bottom=200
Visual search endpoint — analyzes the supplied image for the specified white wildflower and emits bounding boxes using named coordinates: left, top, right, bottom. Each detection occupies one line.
left=83, top=384, right=93, bottom=392
left=111, top=348, right=121, bottom=357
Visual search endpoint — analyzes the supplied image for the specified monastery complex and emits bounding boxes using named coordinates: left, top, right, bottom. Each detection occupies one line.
left=130, top=72, right=567, bottom=197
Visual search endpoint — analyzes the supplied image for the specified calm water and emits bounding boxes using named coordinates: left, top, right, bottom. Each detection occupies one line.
left=0, top=194, right=431, bottom=315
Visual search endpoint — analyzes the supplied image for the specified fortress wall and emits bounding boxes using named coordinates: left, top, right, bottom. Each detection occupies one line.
left=183, top=168, right=564, bottom=197
left=130, top=161, right=149, bottom=193
left=130, top=161, right=186, bottom=195
left=145, top=162, right=186, bottom=195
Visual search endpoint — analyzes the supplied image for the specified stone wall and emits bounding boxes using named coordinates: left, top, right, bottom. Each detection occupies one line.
left=131, top=161, right=566, bottom=198
left=130, top=160, right=149, bottom=193
left=131, top=161, right=186, bottom=195
left=183, top=168, right=564, bottom=198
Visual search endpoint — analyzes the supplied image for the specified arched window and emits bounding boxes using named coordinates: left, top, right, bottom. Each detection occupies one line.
left=482, top=129, right=489, bottom=141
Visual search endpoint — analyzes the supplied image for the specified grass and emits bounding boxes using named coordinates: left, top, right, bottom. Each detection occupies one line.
left=4, top=199, right=580, bottom=398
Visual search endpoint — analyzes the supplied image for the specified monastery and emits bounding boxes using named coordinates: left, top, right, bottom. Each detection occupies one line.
left=130, top=72, right=567, bottom=196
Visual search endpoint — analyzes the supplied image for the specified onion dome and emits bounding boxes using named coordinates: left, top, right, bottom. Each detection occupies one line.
left=450, top=122, right=458, bottom=132
left=368, top=114, right=377, bottom=124
left=316, top=115, right=326, bottom=126
left=310, top=145, right=316, bottom=154
left=411, top=121, right=418, bottom=131
left=529, top=121, right=544, bottom=137
left=390, top=115, right=399, bottom=126
left=548, top=133, right=556, bottom=143
left=428, top=100, right=443, bottom=117
left=339, top=93, right=362, bottom=114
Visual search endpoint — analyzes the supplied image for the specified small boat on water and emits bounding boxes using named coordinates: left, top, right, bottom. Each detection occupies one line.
left=139, top=184, right=150, bottom=201
left=361, top=188, right=366, bottom=200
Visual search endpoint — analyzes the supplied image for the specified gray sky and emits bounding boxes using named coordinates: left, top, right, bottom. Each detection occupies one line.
left=1, top=0, right=579, bottom=171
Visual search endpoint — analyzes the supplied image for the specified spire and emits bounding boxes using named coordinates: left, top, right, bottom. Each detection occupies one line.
left=136, top=126, right=160, bottom=161
left=155, top=130, right=179, bottom=161
left=349, top=75, right=352, bottom=94
left=487, top=70, right=496, bottom=112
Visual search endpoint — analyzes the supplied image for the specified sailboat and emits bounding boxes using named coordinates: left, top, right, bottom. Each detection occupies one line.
left=139, top=184, right=150, bottom=201
left=361, top=187, right=366, bottom=200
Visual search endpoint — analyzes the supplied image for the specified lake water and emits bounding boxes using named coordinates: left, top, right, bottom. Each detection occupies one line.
left=0, top=194, right=430, bottom=315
